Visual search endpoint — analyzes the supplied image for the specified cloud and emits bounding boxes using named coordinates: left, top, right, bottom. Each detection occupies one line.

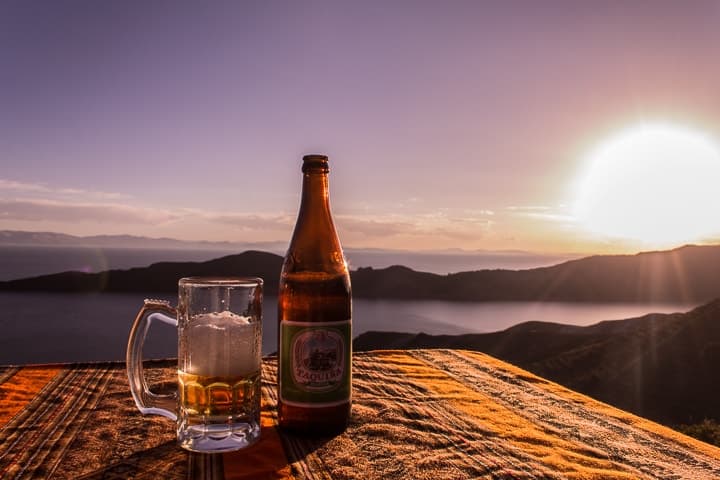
left=0, top=198, right=178, bottom=224
left=0, top=178, right=130, bottom=200
left=0, top=179, right=296, bottom=232
left=0, top=196, right=295, bottom=233
left=197, top=212, right=294, bottom=231
left=0, top=173, right=502, bottom=250
left=336, top=210, right=495, bottom=243
left=0, top=179, right=48, bottom=193
left=337, top=215, right=417, bottom=236
left=0, top=178, right=507, bottom=249
left=506, top=205, right=575, bottom=223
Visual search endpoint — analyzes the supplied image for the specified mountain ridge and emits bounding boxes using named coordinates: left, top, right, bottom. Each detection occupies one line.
left=0, top=250, right=285, bottom=294
left=354, top=298, right=720, bottom=428
left=2, top=243, right=720, bottom=303
left=0, top=229, right=287, bottom=251
left=0, top=230, right=574, bottom=272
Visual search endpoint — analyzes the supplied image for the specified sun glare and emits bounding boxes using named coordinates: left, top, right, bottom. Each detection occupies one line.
left=573, top=123, right=720, bottom=247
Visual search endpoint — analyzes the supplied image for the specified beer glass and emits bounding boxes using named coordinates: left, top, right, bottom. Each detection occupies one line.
left=127, top=277, right=263, bottom=453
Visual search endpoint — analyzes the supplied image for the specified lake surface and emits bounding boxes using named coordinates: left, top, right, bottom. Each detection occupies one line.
left=0, top=291, right=693, bottom=365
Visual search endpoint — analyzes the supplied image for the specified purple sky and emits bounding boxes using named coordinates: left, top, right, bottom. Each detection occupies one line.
left=2, top=1, right=720, bottom=254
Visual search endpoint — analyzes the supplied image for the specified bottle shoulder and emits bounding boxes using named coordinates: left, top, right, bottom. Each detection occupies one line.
left=279, top=267, right=351, bottom=296
left=281, top=249, right=348, bottom=273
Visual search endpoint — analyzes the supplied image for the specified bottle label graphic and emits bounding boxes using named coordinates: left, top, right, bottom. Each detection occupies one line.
left=279, top=320, right=351, bottom=407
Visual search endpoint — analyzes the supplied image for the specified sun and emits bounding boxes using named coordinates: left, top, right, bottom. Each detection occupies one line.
left=573, top=123, right=720, bottom=247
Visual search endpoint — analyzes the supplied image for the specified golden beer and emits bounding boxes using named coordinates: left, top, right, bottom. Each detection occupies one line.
left=177, top=311, right=262, bottom=445
left=178, top=370, right=260, bottom=418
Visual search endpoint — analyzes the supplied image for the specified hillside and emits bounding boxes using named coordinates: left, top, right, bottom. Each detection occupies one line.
left=0, top=250, right=284, bottom=295
left=354, top=299, right=720, bottom=427
left=352, top=244, right=720, bottom=303
left=3, top=244, right=720, bottom=303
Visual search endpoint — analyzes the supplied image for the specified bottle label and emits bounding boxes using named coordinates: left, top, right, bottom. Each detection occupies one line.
left=279, top=320, right=351, bottom=407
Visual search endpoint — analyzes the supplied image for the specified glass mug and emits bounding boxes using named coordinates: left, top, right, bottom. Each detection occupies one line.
left=127, top=277, right=263, bottom=453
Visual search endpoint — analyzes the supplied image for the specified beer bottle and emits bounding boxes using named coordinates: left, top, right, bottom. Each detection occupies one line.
left=278, top=154, right=352, bottom=434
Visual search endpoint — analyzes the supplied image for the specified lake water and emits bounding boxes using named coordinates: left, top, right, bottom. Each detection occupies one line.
left=0, top=291, right=693, bottom=365
left=0, top=245, right=695, bottom=365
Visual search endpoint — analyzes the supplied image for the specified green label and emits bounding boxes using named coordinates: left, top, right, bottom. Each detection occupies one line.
left=279, top=320, right=351, bottom=407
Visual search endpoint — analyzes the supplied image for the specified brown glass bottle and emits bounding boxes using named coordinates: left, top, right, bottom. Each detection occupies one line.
left=277, top=154, right=352, bottom=435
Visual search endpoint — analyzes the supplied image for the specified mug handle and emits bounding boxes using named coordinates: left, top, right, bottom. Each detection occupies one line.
left=126, top=299, right=178, bottom=421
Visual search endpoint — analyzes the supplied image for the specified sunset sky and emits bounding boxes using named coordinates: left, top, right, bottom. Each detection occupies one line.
left=2, top=1, right=720, bottom=255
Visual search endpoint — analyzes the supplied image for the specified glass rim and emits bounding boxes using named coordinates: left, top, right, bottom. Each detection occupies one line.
left=178, top=276, right=263, bottom=287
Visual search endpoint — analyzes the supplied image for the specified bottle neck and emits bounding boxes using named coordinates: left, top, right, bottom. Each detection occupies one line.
left=284, top=166, right=346, bottom=273
left=299, top=170, right=331, bottom=214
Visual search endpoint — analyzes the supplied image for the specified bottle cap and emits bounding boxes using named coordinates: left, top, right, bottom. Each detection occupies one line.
left=302, top=154, right=329, bottom=172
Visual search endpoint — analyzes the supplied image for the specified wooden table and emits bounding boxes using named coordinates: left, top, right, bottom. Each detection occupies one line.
left=1, top=350, right=719, bottom=479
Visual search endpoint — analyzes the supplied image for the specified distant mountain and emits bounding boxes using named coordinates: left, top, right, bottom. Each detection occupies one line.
left=0, top=230, right=574, bottom=273
left=344, top=247, right=575, bottom=272
left=0, top=250, right=284, bottom=295
left=351, top=244, right=720, bottom=303
left=354, top=298, right=720, bottom=427
left=2, top=244, right=720, bottom=303
left=0, top=230, right=287, bottom=252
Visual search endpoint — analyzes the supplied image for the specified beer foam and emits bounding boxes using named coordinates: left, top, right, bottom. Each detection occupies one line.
left=184, top=311, right=261, bottom=377
left=201, top=311, right=251, bottom=330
